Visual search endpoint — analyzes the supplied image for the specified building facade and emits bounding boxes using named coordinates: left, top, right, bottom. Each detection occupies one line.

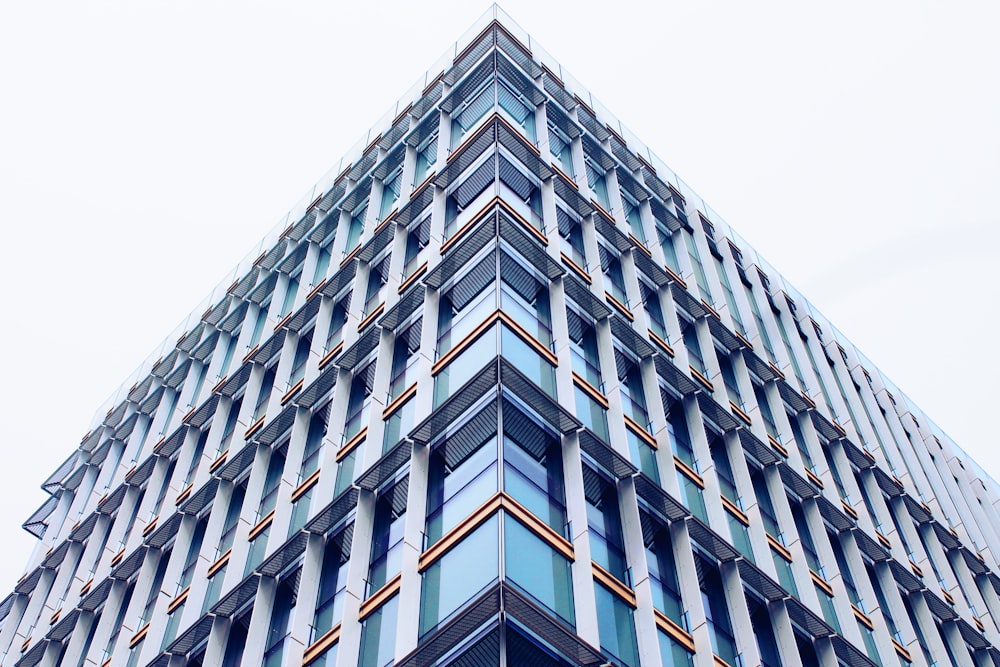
left=4, top=7, right=1000, bottom=667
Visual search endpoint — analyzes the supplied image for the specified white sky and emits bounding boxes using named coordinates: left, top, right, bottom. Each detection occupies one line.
left=0, top=1, right=997, bottom=594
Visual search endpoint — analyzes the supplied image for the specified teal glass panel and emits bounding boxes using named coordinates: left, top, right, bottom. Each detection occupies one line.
left=358, top=595, right=398, bottom=667
left=504, top=514, right=575, bottom=625
left=426, top=438, right=498, bottom=545
left=595, top=582, right=639, bottom=667
left=575, top=385, right=609, bottom=442
left=658, top=631, right=694, bottom=667
left=434, top=328, right=497, bottom=407
left=626, top=429, right=659, bottom=483
left=500, top=325, right=555, bottom=397
left=419, top=515, right=499, bottom=635
left=503, top=435, right=566, bottom=535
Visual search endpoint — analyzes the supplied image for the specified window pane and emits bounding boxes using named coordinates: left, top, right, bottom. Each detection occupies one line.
left=419, top=515, right=499, bottom=635
left=358, top=595, right=398, bottom=667
left=595, top=582, right=639, bottom=667
left=504, top=514, right=575, bottom=625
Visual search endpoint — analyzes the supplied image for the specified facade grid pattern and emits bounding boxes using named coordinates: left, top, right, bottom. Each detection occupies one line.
left=3, top=8, right=1000, bottom=667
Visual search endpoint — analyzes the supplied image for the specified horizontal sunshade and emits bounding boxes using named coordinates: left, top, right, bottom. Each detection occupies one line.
left=211, top=573, right=260, bottom=617
left=336, top=325, right=381, bottom=371
left=257, top=238, right=289, bottom=271
left=650, top=198, right=683, bottom=233
left=306, top=486, right=359, bottom=536
left=578, top=428, right=636, bottom=480
left=379, top=284, right=425, bottom=331
left=391, top=180, right=434, bottom=229
left=631, top=248, right=671, bottom=288
left=563, top=273, right=611, bottom=320
left=610, top=135, right=643, bottom=172
left=610, top=314, right=655, bottom=359
left=217, top=442, right=259, bottom=482
left=641, top=166, right=674, bottom=203
left=258, top=529, right=308, bottom=578
left=593, top=214, right=632, bottom=254
left=321, top=259, right=358, bottom=299
left=166, top=615, right=215, bottom=656
left=552, top=171, right=593, bottom=218
left=294, top=364, right=338, bottom=410
left=636, top=473, right=690, bottom=524
left=616, top=165, right=648, bottom=201
left=357, top=440, right=413, bottom=491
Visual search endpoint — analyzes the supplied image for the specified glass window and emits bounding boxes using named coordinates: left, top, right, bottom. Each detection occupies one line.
left=626, top=429, right=659, bottom=483
left=244, top=527, right=269, bottom=577
left=575, top=385, right=609, bottom=443
left=585, top=466, right=628, bottom=582
left=217, top=485, right=246, bottom=558
left=426, top=428, right=498, bottom=545
left=389, top=322, right=421, bottom=402
left=346, top=199, right=367, bottom=252
left=595, top=582, right=639, bottom=667
left=253, top=367, right=276, bottom=422
left=288, top=487, right=313, bottom=538
left=368, top=484, right=407, bottom=594
left=601, top=249, right=628, bottom=306
left=504, top=514, right=575, bottom=625
left=379, top=166, right=402, bottom=221
left=680, top=317, right=705, bottom=376
left=419, top=515, right=499, bottom=635
left=312, top=529, right=351, bottom=641
left=620, top=189, right=645, bottom=244
left=326, top=297, right=349, bottom=354
left=618, top=354, right=649, bottom=430
left=558, top=207, right=587, bottom=269
left=160, top=601, right=184, bottom=650
left=709, top=436, right=740, bottom=507
left=718, top=351, right=743, bottom=409
left=504, top=424, right=566, bottom=535
left=358, top=595, right=399, bottom=667
left=263, top=579, right=296, bottom=667
left=300, top=409, right=327, bottom=481
left=644, top=518, right=685, bottom=627
left=344, top=362, right=374, bottom=442
left=258, top=451, right=285, bottom=520
left=500, top=325, right=556, bottom=398
left=279, top=274, right=299, bottom=318
left=498, top=77, right=536, bottom=141
left=413, top=129, right=438, bottom=187
left=747, top=595, right=782, bottom=667
left=659, top=631, right=694, bottom=667
left=696, top=554, right=738, bottom=666
left=204, top=563, right=227, bottom=613
left=666, top=400, right=696, bottom=470
left=568, top=309, right=602, bottom=389
left=433, top=328, right=496, bottom=407
left=289, top=331, right=312, bottom=388
left=548, top=120, right=574, bottom=178
left=585, top=156, right=610, bottom=210
left=450, top=78, right=494, bottom=148
left=676, top=470, right=707, bottom=522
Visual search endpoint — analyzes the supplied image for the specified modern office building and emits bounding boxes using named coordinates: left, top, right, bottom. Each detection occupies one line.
left=4, top=6, right=1000, bottom=667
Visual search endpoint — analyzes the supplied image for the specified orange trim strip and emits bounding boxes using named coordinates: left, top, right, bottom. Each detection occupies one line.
left=383, top=384, right=418, bottom=419
left=302, top=624, right=341, bottom=665
left=336, top=428, right=367, bottom=461
left=592, top=562, right=637, bottom=608
left=358, top=574, right=401, bottom=621
left=292, top=469, right=321, bottom=502
left=248, top=511, right=275, bottom=540
left=208, top=549, right=231, bottom=577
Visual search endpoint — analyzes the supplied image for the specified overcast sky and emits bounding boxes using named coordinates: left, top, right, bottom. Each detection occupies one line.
left=1, top=1, right=997, bottom=593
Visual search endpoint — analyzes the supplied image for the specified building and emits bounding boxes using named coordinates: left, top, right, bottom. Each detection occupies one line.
left=4, top=6, right=1000, bottom=667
